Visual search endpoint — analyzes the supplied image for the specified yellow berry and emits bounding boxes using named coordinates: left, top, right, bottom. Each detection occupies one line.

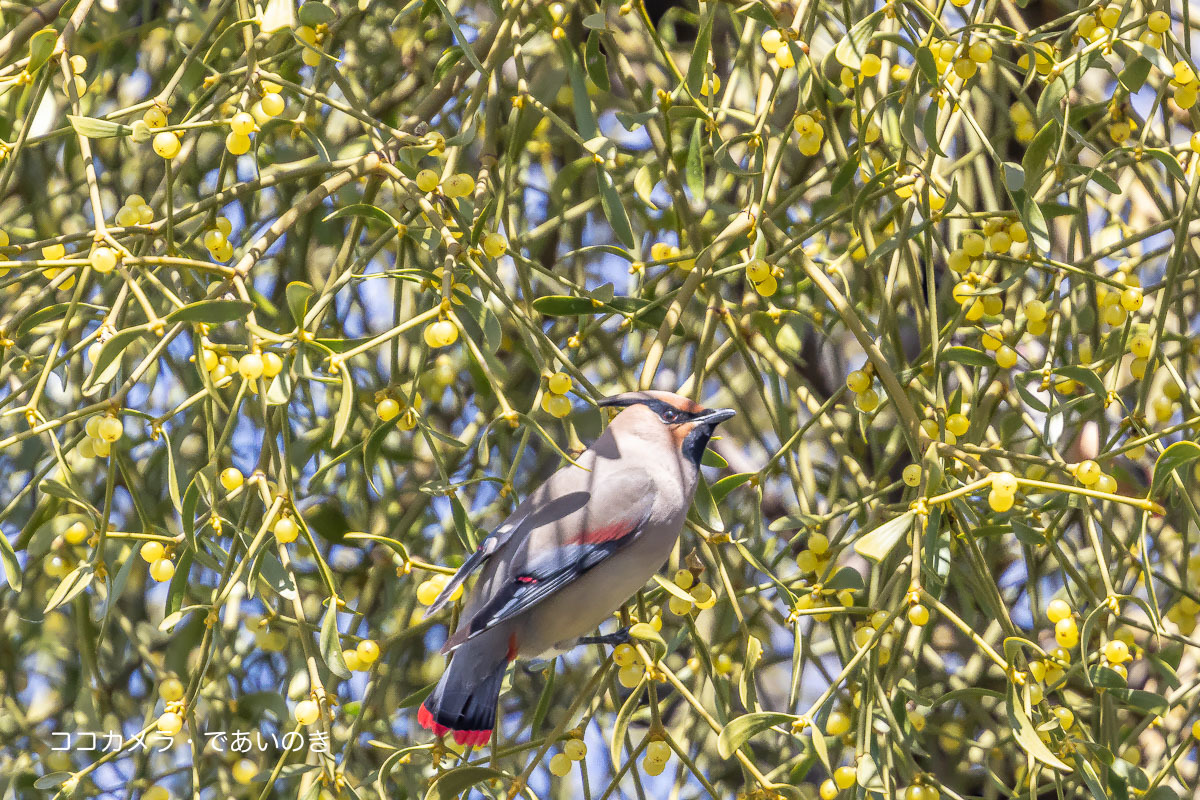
left=1055, top=707, right=1075, bottom=729
left=416, top=579, right=441, bottom=606
left=547, top=371, right=572, bottom=395
left=238, top=353, right=264, bottom=380
left=754, top=275, right=778, bottom=296
left=273, top=517, right=298, bottom=543
left=564, top=738, right=587, bottom=760
left=261, top=92, right=285, bottom=116
left=42, top=243, right=66, bottom=260
left=143, top=107, right=167, bottom=128
left=159, top=676, right=184, bottom=702
left=856, top=388, right=879, bottom=412
left=617, top=663, right=643, bottom=688
left=834, top=766, right=857, bottom=789
left=443, top=172, right=474, bottom=198
left=415, top=169, right=440, bottom=192
left=294, top=699, right=319, bottom=725
left=262, top=352, right=283, bottom=377
left=846, top=370, right=870, bottom=394
left=377, top=398, right=400, bottom=421
left=775, top=46, right=795, bottom=69
left=1103, top=639, right=1130, bottom=663
left=760, top=29, right=783, bottom=53
left=356, top=639, right=380, bottom=664
left=152, top=131, right=181, bottom=159
left=902, top=464, right=922, bottom=486
left=140, top=541, right=165, bottom=562
left=230, top=111, right=254, bottom=135
left=968, top=41, right=993, bottom=63
left=64, top=521, right=90, bottom=545
left=746, top=258, right=771, bottom=282
left=232, top=759, right=257, bottom=785
left=987, top=489, right=1014, bottom=512
left=674, top=568, right=694, bottom=590
left=150, top=558, right=176, bottom=582
left=826, top=710, right=851, bottom=736
left=482, top=232, right=507, bottom=258
left=962, top=232, right=985, bottom=259
left=668, top=596, right=693, bottom=616
left=1074, top=460, right=1101, bottom=485
left=946, top=413, right=970, bottom=436
left=226, top=132, right=251, bottom=155
left=546, top=394, right=572, bottom=418
left=995, top=345, right=1018, bottom=369
left=549, top=753, right=572, bottom=777
left=157, top=711, right=183, bottom=735
left=613, top=643, right=637, bottom=667
left=90, top=246, right=117, bottom=274
left=220, top=467, right=244, bottom=491
left=908, top=604, right=930, bottom=626
left=1055, top=617, right=1079, bottom=648
left=992, top=471, right=1018, bottom=495
left=861, top=54, right=882, bottom=77
left=1046, top=599, right=1071, bottom=623
left=98, top=416, right=123, bottom=443
left=820, top=779, right=838, bottom=800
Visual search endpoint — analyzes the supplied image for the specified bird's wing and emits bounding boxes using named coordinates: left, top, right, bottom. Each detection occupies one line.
left=439, top=468, right=658, bottom=652
left=424, top=458, right=600, bottom=617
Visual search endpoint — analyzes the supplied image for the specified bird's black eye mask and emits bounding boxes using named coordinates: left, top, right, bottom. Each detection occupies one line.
left=597, top=396, right=699, bottom=425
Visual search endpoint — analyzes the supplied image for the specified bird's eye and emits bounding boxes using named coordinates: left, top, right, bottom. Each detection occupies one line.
left=660, top=409, right=679, bottom=423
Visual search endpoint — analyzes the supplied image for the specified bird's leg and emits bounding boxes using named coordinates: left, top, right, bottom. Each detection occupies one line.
left=578, top=626, right=631, bottom=646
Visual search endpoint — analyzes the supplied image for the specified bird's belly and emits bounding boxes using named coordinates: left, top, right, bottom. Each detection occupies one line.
left=518, top=527, right=678, bottom=657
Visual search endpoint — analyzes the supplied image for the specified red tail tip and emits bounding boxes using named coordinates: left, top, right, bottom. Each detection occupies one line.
left=418, top=702, right=492, bottom=746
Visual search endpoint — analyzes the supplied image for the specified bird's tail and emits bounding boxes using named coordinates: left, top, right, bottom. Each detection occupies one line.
left=418, top=639, right=510, bottom=747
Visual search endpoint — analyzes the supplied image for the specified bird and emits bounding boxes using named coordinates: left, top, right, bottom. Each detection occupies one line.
left=416, top=390, right=736, bottom=746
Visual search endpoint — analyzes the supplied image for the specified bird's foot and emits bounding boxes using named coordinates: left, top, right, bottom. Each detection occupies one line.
left=578, top=626, right=631, bottom=646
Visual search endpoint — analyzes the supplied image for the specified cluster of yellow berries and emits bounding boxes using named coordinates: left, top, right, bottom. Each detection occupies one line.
left=979, top=325, right=1019, bottom=370
left=415, top=572, right=463, bottom=606
left=1076, top=5, right=1129, bottom=45
left=60, top=54, right=88, bottom=97
left=1094, top=268, right=1143, bottom=329
left=947, top=220, right=1026, bottom=275
left=641, top=739, right=672, bottom=777
left=759, top=28, right=797, bottom=69
left=423, top=318, right=459, bottom=349
left=1171, top=60, right=1197, bottom=110
left=198, top=342, right=283, bottom=388
left=1015, top=42, right=1056, bottom=77
left=77, top=412, right=123, bottom=459
left=650, top=240, right=695, bottom=271
left=848, top=609, right=894, bottom=661
left=844, top=368, right=879, bottom=413
left=114, top=193, right=155, bottom=228
left=156, top=682, right=186, bottom=735
left=987, top=471, right=1019, bottom=513
left=226, top=111, right=255, bottom=156
left=340, top=638, right=381, bottom=672
left=919, top=411, right=970, bottom=446
left=1046, top=599, right=1078, bottom=649
left=141, top=540, right=177, bottom=583
left=794, top=112, right=825, bottom=156
left=928, top=36, right=994, bottom=81
left=202, top=217, right=235, bottom=262
left=540, top=371, right=573, bottom=418
left=794, top=532, right=834, bottom=576
left=667, top=568, right=717, bottom=616
left=1010, top=102, right=1037, bottom=143
left=818, top=764, right=860, bottom=799
left=547, top=736, right=588, bottom=777
left=744, top=257, right=777, bottom=297
left=1165, top=573, right=1199, bottom=635
left=295, top=24, right=328, bottom=68
left=38, top=242, right=75, bottom=289
left=1069, top=458, right=1118, bottom=495
left=415, top=168, right=475, bottom=197
left=375, top=392, right=419, bottom=430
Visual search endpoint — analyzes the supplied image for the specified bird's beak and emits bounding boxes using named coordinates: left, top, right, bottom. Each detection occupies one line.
left=694, top=408, right=736, bottom=426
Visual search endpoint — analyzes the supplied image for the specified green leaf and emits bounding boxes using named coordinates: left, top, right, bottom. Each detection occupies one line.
left=165, top=299, right=252, bottom=325
left=320, top=597, right=352, bottom=679
left=686, top=121, right=705, bottom=199
left=1022, top=121, right=1057, bottom=191
left=609, top=681, right=646, bottom=765
left=1151, top=441, right=1200, bottom=496
left=1006, top=686, right=1072, bottom=772
left=691, top=472, right=723, bottom=531
left=423, top=767, right=510, bottom=800
left=684, top=9, right=715, bottom=96
left=854, top=512, right=913, bottom=563
left=330, top=364, right=354, bottom=447
left=826, top=566, right=865, bottom=592
left=585, top=30, right=610, bottom=91
left=1088, top=665, right=1128, bottom=689
left=915, top=46, right=938, bottom=84
left=1053, top=365, right=1107, bottom=405
left=1108, top=688, right=1167, bottom=715
left=701, top=447, right=728, bottom=468
left=34, top=773, right=72, bottom=790
left=940, top=346, right=993, bottom=368
left=323, top=203, right=400, bottom=227
left=165, top=549, right=194, bottom=618
left=83, top=328, right=150, bottom=395
left=428, top=0, right=485, bottom=75
left=286, top=281, right=315, bottom=327
left=595, top=165, right=634, bottom=249
left=0, top=529, right=21, bottom=591
left=67, top=115, right=130, bottom=139
left=28, top=28, right=57, bottom=73
left=1145, top=148, right=1186, bottom=185
left=1117, top=56, right=1152, bottom=93
left=297, top=1, right=335, bottom=26
left=633, top=164, right=659, bottom=209
left=652, top=574, right=697, bottom=604
left=712, top=472, right=753, bottom=503
left=44, top=563, right=95, bottom=613
left=717, top=712, right=796, bottom=759
left=835, top=11, right=884, bottom=70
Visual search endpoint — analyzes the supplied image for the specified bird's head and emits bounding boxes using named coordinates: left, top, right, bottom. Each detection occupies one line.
left=597, top=390, right=735, bottom=467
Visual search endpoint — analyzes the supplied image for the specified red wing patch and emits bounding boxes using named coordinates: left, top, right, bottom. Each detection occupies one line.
left=567, top=521, right=637, bottom=546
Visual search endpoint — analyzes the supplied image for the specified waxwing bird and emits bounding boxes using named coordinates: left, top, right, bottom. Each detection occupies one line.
left=417, top=390, right=736, bottom=746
